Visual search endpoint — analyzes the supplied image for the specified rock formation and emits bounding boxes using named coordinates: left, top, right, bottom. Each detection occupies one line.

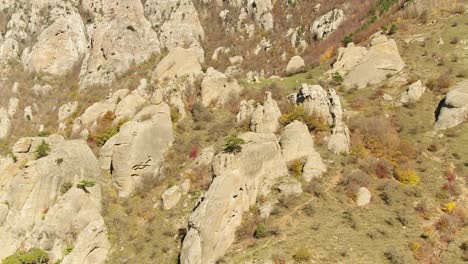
left=435, top=81, right=468, bottom=130
left=250, top=92, right=282, bottom=133
left=332, top=35, right=405, bottom=90
left=399, top=80, right=426, bottom=105
left=180, top=132, right=288, bottom=264
left=280, top=121, right=326, bottom=181
left=311, top=9, right=345, bottom=40
left=201, top=67, right=242, bottom=107
left=285, top=56, right=305, bottom=75
left=99, top=103, right=174, bottom=197
left=0, top=136, right=109, bottom=263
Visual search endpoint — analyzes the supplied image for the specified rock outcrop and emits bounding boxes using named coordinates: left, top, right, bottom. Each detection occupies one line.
left=250, top=92, right=282, bottom=133
left=356, top=187, right=371, bottom=206
left=99, top=103, right=174, bottom=197
left=0, top=136, right=109, bottom=263
left=435, top=81, right=468, bottom=130
left=285, top=56, right=305, bottom=75
left=0, top=108, right=11, bottom=140
left=246, top=0, right=274, bottom=30
left=152, top=47, right=202, bottom=83
left=236, top=100, right=257, bottom=125
left=79, top=0, right=161, bottom=88
left=180, top=132, right=288, bottom=264
left=145, top=0, right=205, bottom=61
left=201, top=67, right=242, bottom=107
left=311, top=9, right=345, bottom=40
left=399, top=80, right=426, bottom=105
left=290, top=84, right=351, bottom=154
left=22, top=12, right=87, bottom=75
left=280, top=121, right=326, bottom=181
left=332, top=35, right=405, bottom=90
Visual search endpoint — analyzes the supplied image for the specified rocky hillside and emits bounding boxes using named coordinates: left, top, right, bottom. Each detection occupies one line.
left=0, top=0, right=467, bottom=263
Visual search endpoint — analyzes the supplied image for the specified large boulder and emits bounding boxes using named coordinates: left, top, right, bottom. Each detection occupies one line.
left=180, top=132, right=288, bottom=264
left=310, top=9, right=345, bottom=40
left=201, top=67, right=242, bottom=107
left=250, top=92, right=282, bottom=133
left=0, top=136, right=109, bottom=263
left=99, top=103, right=174, bottom=197
left=79, top=0, right=161, bottom=88
left=327, top=89, right=351, bottom=154
left=435, top=81, right=468, bottom=130
left=294, top=84, right=333, bottom=123
left=285, top=56, right=305, bottom=75
left=58, top=101, right=79, bottom=122
left=152, top=47, right=202, bottom=83
left=399, top=80, right=426, bottom=105
left=236, top=99, right=256, bottom=125
left=22, top=12, right=87, bottom=75
left=334, top=35, right=405, bottom=90
left=280, top=121, right=326, bottom=181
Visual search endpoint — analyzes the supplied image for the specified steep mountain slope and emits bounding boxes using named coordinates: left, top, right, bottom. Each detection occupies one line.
left=0, top=0, right=466, bottom=264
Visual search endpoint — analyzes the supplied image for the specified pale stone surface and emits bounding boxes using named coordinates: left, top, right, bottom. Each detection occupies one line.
left=0, top=136, right=109, bottom=263
left=0, top=108, right=11, bottom=140
left=162, top=186, right=182, bottom=210
left=285, top=55, right=305, bottom=75
left=99, top=103, right=174, bottom=197
left=236, top=100, right=256, bottom=124
left=356, top=187, right=371, bottom=206
left=58, top=101, right=78, bottom=122
left=277, top=178, right=303, bottom=196
left=435, top=81, right=468, bottom=130
left=250, top=92, right=281, bottom=133
left=180, top=132, right=288, bottom=264
left=311, top=9, right=345, bottom=40
left=399, top=80, right=426, bottom=105
left=152, top=47, right=202, bottom=83
left=201, top=67, right=242, bottom=107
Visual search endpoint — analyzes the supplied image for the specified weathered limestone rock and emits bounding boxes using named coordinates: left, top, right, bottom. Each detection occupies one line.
left=236, top=100, right=256, bottom=125
left=24, top=106, right=33, bottom=121
left=72, top=89, right=130, bottom=135
left=201, top=67, right=242, bottom=107
left=285, top=55, right=305, bottom=75
left=152, top=47, right=202, bottom=83
left=277, top=178, right=303, bottom=196
left=250, top=92, right=281, bottom=133
left=162, top=186, right=182, bottom=210
left=145, top=0, right=205, bottom=61
left=58, top=101, right=79, bottom=122
left=32, top=83, right=53, bottom=96
left=22, top=12, right=87, bottom=75
left=311, top=9, right=345, bottom=40
left=246, top=0, right=273, bottom=30
left=356, top=187, right=371, bottom=206
left=399, top=80, right=426, bottom=105
left=80, top=0, right=161, bottom=88
left=289, top=85, right=351, bottom=154
left=180, top=132, right=288, bottom=264
left=8, top=98, right=19, bottom=118
left=193, top=147, right=215, bottom=167
left=330, top=43, right=367, bottom=76
left=99, top=103, right=174, bottom=197
left=113, top=79, right=150, bottom=123
left=0, top=136, right=109, bottom=263
left=340, top=35, right=405, bottom=90
left=280, top=121, right=326, bottom=181
left=435, top=81, right=468, bottom=130
left=0, top=108, right=11, bottom=140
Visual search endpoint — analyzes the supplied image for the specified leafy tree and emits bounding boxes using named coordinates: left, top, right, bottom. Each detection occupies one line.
left=223, top=136, right=245, bottom=154
left=35, top=140, right=50, bottom=159
left=2, top=248, right=49, bottom=264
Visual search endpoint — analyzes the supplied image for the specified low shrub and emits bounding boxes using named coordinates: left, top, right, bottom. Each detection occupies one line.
left=76, top=180, right=96, bottom=193
left=394, top=168, right=420, bottom=185
left=254, top=223, right=266, bottom=238
left=2, top=248, right=49, bottom=264
left=288, top=158, right=305, bottom=177
left=279, top=106, right=328, bottom=132
left=36, top=140, right=50, bottom=159
left=292, top=247, right=311, bottom=262
left=60, top=182, right=73, bottom=194
left=442, top=201, right=456, bottom=213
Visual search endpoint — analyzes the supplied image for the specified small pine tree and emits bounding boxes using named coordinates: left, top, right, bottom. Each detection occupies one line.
left=223, top=136, right=245, bottom=154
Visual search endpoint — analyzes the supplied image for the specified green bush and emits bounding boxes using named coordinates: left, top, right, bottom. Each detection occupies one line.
left=223, top=136, right=245, bottom=154
left=332, top=72, right=344, bottom=83
left=388, top=24, right=398, bottom=35
left=254, top=223, right=266, bottom=238
left=342, top=35, right=353, bottom=46
left=36, top=140, right=50, bottom=159
left=2, top=248, right=49, bottom=264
